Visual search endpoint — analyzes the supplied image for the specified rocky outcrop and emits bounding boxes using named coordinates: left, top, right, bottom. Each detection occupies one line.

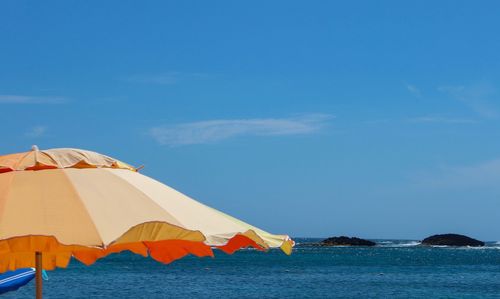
left=321, top=236, right=376, bottom=246
left=421, top=234, right=484, bottom=247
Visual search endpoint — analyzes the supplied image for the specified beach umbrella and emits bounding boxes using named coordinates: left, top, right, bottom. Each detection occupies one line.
left=0, top=146, right=293, bottom=298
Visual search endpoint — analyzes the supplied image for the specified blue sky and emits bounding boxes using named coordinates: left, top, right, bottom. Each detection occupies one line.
left=1, top=1, right=500, bottom=240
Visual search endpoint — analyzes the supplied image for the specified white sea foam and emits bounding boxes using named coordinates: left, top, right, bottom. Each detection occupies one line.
left=454, top=245, right=500, bottom=250
left=377, top=241, right=421, bottom=247
left=429, top=243, right=500, bottom=250
left=393, top=241, right=421, bottom=247
left=377, top=241, right=392, bottom=244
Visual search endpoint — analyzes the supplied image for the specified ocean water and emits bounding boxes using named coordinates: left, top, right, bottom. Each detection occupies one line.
left=5, top=239, right=500, bottom=299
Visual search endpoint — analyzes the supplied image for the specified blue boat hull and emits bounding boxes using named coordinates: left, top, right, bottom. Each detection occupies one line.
left=0, top=268, right=36, bottom=294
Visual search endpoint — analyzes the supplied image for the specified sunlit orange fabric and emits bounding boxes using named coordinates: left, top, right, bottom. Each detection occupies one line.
left=146, top=240, right=214, bottom=264
left=217, top=234, right=265, bottom=254
left=0, top=234, right=267, bottom=272
left=72, top=243, right=150, bottom=266
left=0, top=236, right=78, bottom=272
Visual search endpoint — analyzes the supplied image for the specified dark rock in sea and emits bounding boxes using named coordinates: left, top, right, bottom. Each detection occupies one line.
left=321, top=236, right=376, bottom=246
left=421, top=234, right=484, bottom=247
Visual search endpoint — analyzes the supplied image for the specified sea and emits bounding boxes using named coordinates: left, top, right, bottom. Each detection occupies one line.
left=5, top=239, right=500, bottom=298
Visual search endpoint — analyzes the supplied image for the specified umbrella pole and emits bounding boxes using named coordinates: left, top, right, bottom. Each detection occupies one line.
left=35, top=251, right=43, bottom=299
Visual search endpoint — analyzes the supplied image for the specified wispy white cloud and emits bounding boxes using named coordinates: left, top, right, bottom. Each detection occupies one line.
left=150, top=114, right=333, bottom=146
left=405, top=83, right=422, bottom=98
left=123, top=72, right=210, bottom=85
left=406, top=116, right=477, bottom=124
left=438, top=83, right=498, bottom=118
left=0, top=95, right=68, bottom=104
left=25, top=126, right=48, bottom=138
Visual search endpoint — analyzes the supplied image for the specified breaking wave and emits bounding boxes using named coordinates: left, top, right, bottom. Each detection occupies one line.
left=377, top=240, right=421, bottom=247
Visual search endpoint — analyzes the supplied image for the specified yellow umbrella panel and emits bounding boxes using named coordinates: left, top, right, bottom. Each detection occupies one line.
left=0, top=147, right=293, bottom=273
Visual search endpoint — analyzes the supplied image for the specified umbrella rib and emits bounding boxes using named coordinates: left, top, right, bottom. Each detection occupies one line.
left=14, top=151, right=33, bottom=170
left=103, top=169, right=190, bottom=233
left=41, top=150, right=63, bottom=168
left=61, top=169, right=106, bottom=248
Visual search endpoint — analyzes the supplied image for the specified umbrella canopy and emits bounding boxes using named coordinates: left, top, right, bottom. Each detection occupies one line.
left=0, top=146, right=293, bottom=273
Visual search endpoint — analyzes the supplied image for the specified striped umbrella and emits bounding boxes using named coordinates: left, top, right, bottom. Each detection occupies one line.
left=0, top=146, right=293, bottom=298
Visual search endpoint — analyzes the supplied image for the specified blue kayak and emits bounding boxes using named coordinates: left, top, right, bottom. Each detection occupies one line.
left=0, top=268, right=36, bottom=294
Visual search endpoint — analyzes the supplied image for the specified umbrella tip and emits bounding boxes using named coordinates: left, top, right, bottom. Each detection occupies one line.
left=31, top=145, right=39, bottom=151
